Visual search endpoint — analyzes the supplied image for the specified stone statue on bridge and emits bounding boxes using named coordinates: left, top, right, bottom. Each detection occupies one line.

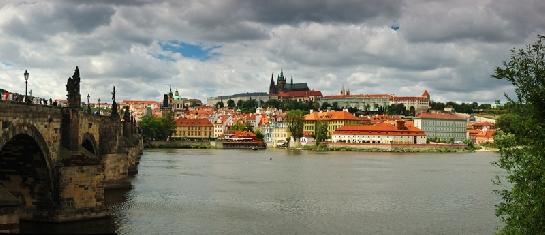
left=66, top=66, right=81, bottom=108
left=111, top=86, right=119, bottom=118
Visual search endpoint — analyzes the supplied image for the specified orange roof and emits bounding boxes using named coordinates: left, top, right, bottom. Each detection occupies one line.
left=304, top=111, right=360, bottom=121
left=175, top=118, right=213, bottom=127
left=277, top=90, right=323, bottom=97
left=475, top=130, right=496, bottom=139
left=416, top=112, right=466, bottom=120
left=121, top=100, right=161, bottom=105
left=334, top=122, right=426, bottom=136
left=233, top=131, right=256, bottom=138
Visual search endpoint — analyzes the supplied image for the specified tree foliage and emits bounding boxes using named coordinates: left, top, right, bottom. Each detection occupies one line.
left=227, top=99, right=235, bottom=108
left=138, top=113, right=175, bottom=141
left=386, top=104, right=408, bottom=115
left=314, top=120, right=329, bottom=144
left=286, top=110, right=305, bottom=140
left=255, top=130, right=264, bottom=140
left=493, top=35, right=545, bottom=234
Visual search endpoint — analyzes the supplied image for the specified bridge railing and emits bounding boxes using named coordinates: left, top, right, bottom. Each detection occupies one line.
left=1, top=88, right=60, bottom=107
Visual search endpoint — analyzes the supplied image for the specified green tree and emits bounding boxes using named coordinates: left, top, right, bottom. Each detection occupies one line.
left=320, top=102, right=331, bottom=110
left=138, top=113, right=175, bottom=141
left=331, top=102, right=340, bottom=111
left=286, top=110, right=305, bottom=140
left=387, top=104, right=407, bottom=115
left=493, top=35, right=545, bottom=234
left=230, top=122, right=247, bottom=131
left=227, top=99, right=235, bottom=108
left=255, top=130, right=264, bottom=141
left=215, top=101, right=224, bottom=109
left=409, top=106, right=416, bottom=116
left=314, top=120, right=329, bottom=144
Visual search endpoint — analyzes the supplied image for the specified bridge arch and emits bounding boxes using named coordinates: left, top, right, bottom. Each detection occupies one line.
left=81, top=132, right=98, bottom=156
left=0, top=123, right=55, bottom=218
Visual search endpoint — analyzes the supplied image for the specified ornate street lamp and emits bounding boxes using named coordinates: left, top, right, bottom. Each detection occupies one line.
left=24, top=70, right=29, bottom=102
left=98, top=98, right=101, bottom=115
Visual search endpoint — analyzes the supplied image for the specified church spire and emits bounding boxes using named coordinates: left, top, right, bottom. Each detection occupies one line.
left=269, top=73, right=277, bottom=95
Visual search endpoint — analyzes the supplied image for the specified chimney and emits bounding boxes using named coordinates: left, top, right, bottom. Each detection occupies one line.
left=310, top=109, right=314, bottom=113
left=396, top=120, right=407, bottom=130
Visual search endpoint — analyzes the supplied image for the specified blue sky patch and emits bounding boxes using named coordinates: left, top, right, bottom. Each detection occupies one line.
left=159, top=41, right=220, bottom=61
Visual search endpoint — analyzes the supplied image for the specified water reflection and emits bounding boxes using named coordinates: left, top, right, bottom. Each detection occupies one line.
left=20, top=217, right=115, bottom=234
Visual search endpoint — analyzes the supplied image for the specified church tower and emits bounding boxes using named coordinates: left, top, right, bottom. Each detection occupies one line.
left=277, top=70, right=286, bottom=91
left=269, top=73, right=277, bottom=95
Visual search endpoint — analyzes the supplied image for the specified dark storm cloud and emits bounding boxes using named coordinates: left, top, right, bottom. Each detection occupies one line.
left=61, top=0, right=157, bottom=6
left=242, top=0, right=403, bottom=24
left=402, top=0, right=545, bottom=43
left=3, top=2, right=115, bottom=41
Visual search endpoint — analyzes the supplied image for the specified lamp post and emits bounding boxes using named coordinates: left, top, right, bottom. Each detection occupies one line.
left=98, top=98, right=101, bottom=115
left=87, top=94, right=91, bottom=114
left=24, top=70, right=29, bottom=102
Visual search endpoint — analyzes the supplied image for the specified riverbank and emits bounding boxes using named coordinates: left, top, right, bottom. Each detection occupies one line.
left=145, top=140, right=214, bottom=149
left=144, top=140, right=492, bottom=153
left=301, top=143, right=473, bottom=153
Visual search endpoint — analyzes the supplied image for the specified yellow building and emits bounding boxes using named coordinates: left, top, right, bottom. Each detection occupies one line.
left=303, top=111, right=363, bottom=137
left=271, top=122, right=291, bottom=146
left=174, top=118, right=213, bottom=139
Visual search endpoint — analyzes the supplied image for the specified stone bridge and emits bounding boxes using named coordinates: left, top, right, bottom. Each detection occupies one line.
left=0, top=67, right=143, bottom=231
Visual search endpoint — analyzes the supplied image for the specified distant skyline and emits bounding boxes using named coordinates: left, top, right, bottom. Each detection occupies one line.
left=0, top=0, right=544, bottom=103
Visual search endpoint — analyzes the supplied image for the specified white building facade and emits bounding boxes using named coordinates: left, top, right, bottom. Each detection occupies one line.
left=413, top=113, right=468, bottom=142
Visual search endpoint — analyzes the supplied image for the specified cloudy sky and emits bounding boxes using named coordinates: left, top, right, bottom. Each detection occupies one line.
left=0, top=0, right=544, bottom=103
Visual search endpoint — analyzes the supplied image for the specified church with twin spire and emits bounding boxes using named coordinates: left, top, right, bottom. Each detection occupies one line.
left=268, top=70, right=310, bottom=95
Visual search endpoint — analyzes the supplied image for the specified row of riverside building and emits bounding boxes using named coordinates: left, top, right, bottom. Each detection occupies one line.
left=110, top=70, right=496, bottom=147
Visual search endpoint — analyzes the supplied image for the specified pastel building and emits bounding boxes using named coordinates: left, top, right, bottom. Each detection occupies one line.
left=413, top=113, right=468, bottom=142
left=332, top=121, right=427, bottom=144
left=303, top=111, right=363, bottom=136
left=174, top=118, right=214, bottom=139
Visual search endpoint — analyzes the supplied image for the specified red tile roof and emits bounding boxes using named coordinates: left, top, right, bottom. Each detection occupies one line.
left=304, top=111, right=360, bottom=121
left=121, top=100, right=161, bottom=105
left=233, top=131, right=257, bottom=138
left=389, top=96, right=428, bottom=102
left=175, top=118, right=213, bottom=127
left=416, top=112, right=466, bottom=120
left=475, top=130, right=496, bottom=139
left=334, top=122, right=426, bottom=136
left=422, top=90, right=430, bottom=98
left=323, top=94, right=391, bottom=99
left=277, top=90, right=323, bottom=97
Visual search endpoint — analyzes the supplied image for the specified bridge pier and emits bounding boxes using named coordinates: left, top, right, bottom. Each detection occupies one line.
left=102, top=153, right=130, bottom=189
left=53, top=164, right=108, bottom=222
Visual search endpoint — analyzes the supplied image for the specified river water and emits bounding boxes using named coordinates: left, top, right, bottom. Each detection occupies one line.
left=22, top=149, right=503, bottom=234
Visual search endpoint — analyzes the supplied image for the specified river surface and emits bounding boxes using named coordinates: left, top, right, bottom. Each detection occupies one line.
left=22, top=149, right=502, bottom=234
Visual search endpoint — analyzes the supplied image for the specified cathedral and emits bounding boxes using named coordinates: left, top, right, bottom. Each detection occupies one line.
left=268, top=70, right=310, bottom=95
